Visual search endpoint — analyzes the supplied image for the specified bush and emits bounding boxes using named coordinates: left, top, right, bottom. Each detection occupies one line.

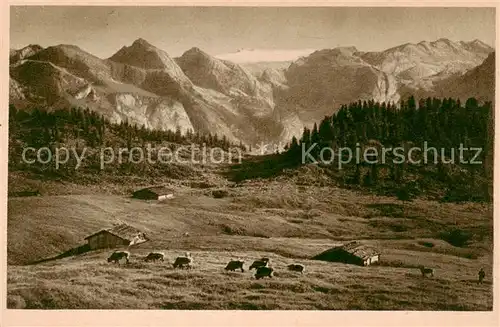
left=389, top=224, right=408, bottom=232
left=440, top=229, right=472, bottom=247
left=417, top=241, right=435, bottom=248
left=220, top=224, right=244, bottom=235
left=212, top=189, right=229, bottom=198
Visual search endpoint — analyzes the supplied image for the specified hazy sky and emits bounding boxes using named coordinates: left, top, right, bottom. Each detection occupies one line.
left=10, top=7, right=496, bottom=58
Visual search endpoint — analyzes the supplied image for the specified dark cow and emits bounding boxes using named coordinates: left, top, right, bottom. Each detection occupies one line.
left=249, top=257, right=269, bottom=270
left=173, top=252, right=193, bottom=269
left=255, top=266, right=274, bottom=280
left=287, top=264, right=305, bottom=274
left=107, top=251, right=130, bottom=264
left=225, top=260, right=245, bottom=272
left=144, top=252, right=165, bottom=262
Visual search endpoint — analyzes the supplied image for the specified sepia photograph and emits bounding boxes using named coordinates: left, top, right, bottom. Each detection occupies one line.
left=4, top=4, right=496, bottom=314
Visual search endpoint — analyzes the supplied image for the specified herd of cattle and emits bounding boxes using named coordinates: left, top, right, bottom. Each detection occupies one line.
left=107, top=250, right=305, bottom=279
left=106, top=250, right=488, bottom=283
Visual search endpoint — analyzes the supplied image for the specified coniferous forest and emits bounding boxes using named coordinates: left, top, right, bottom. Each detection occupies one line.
left=8, top=105, right=246, bottom=180
left=284, top=96, right=493, bottom=202
left=8, top=96, right=494, bottom=203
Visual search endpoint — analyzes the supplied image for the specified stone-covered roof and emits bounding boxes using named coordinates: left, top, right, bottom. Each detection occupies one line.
left=133, top=186, right=174, bottom=196
left=84, top=223, right=147, bottom=242
left=337, top=241, right=380, bottom=259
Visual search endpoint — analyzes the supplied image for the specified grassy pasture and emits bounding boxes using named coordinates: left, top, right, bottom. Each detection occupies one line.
left=7, top=170, right=493, bottom=310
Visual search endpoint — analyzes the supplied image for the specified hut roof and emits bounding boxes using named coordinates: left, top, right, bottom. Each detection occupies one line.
left=133, top=186, right=174, bottom=196
left=84, top=223, right=146, bottom=241
left=337, top=241, right=380, bottom=259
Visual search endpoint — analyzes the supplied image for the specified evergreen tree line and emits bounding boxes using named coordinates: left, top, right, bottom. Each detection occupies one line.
left=284, top=96, right=492, bottom=202
left=8, top=105, right=246, bottom=152
left=288, top=96, right=490, bottom=156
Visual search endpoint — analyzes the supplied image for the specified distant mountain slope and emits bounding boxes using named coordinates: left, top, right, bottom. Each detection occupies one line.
left=176, top=47, right=266, bottom=98
left=109, top=38, right=192, bottom=91
left=9, top=38, right=495, bottom=145
left=10, top=42, right=195, bottom=133
left=273, top=40, right=493, bottom=141
left=411, top=52, right=495, bottom=102
left=29, top=44, right=113, bottom=82
left=361, top=39, right=491, bottom=77
left=360, top=39, right=493, bottom=96
left=9, top=39, right=283, bottom=144
left=274, top=47, right=399, bottom=141
left=176, top=47, right=277, bottom=118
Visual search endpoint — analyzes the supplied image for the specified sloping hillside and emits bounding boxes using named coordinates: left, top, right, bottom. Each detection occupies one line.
left=8, top=177, right=492, bottom=265
left=7, top=245, right=492, bottom=310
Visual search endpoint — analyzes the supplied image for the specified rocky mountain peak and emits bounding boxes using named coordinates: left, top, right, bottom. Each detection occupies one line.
left=109, top=38, right=177, bottom=70
left=179, top=47, right=214, bottom=63
left=132, top=37, right=153, bottom=48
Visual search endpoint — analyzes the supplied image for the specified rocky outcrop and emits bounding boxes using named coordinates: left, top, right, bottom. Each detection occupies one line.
left=9, top=44, right=43, bottom=65
left=9, top=78, right=25, bottom=102
left=108, top=94, right=194, bottom=133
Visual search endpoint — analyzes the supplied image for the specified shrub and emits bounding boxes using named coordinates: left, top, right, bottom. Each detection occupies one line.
left=440, top=229, right=472, bottom=247
left=417, top=241, right=435, bottom=248
left=220, top=224, right=244, bottom=235
left=212, top=189, right=229, bottom=198
left=389, top=224, right=408, bottom=232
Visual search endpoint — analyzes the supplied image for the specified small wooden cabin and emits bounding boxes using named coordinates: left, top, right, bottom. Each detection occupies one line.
left=312, top=241, right=380, bottom=266
left=84, top=223, right=148, bottom=250
left=132, top=186, right=174, bottom=201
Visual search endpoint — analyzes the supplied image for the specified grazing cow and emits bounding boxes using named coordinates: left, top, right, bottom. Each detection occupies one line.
left=173, top=252, right=193, bottom=269
left=287, top=264, right=305, bottom=274
left=249, top=257, right=269, bottom=270
left=419, top=266, right=434, bottom=277
left=255, top=266, right=274, bottom=280
left=478, top=268, right=485, bottom=284
left=107, top=251, right=130, bottom=264
left=225, top=260, right=245, bottom=272
left=144, top=252, right=165, bottom=262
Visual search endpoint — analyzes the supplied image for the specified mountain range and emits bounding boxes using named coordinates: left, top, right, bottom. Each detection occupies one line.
left=9, top=38, right=494, bottom=146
